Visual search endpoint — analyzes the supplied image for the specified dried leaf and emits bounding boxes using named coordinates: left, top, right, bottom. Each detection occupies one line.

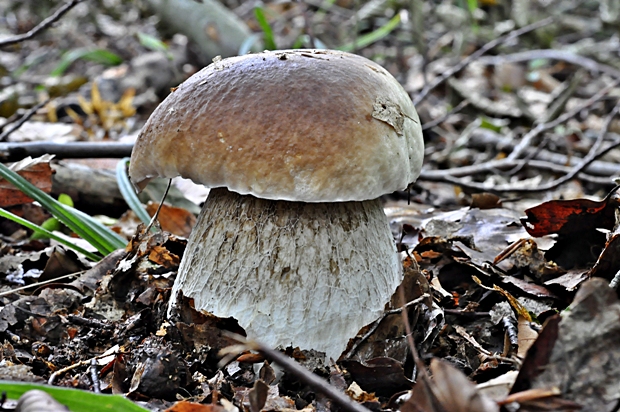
left=0, top=156, right=54, bottom=207
left=146, top=202, right=197, bottom=238
left=248, top=379, right=268, bottom=412
left=430, top=358, right=500, bottom=412
left=522, top=194, right=617, bottom=238
left=166, top=402, right=226, bottom=412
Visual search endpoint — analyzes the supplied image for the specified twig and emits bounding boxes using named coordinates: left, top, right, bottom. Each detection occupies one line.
left=420, top=157, right=617, bottom=183
left=467, top=129, right=620, bottom=177
left=0, top=99, right=50, bottom=142
left=220, top=335, right=370, bottom=412
left=412, top=17, right=554, bottom=106
left=67, top=314, right=112, bottom=330
left=89, top=358, right=101, bottom=393
left=344, top=293, right=430, bottom=359
left=0, top=0, right=86, bottom=48
left=507, top=78, right=620, bottom=161
left=144, top=178, right=172, bottom=234
left=0, top=271, right=85, bottom=298
left=443, top=309, right=490, bottom=319
left=398, top=287, right=424, bottom=382
left=0, top=142, right=134, bottom=162
left=48, top=351, right=117, bottom=385
left=428, top=100, right=620, bottom=193
left=478, top=49, right=620, bottom=80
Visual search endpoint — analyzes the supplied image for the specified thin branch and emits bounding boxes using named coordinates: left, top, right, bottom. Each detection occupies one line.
left=0, top=271, right=85, bottom=298
left=48, top=350, right=118, bottom=385
left=0, top=142, right=134, bottom=162
left=343, top=293, right=430, bottom=359
left=478, top=49, right=620, bottom=80
left=412, top=17, right=554, bottom=106
left=0, top=0, right=86, bottom=48
left=0, top=99, right=50, bottom=142
left=220, top=336, right=370, bottom=412
left=467, top=129, right=620, bottom=176
left=424, top=100, right=620, bottom=193
left=507, top=78, right=620, bottom=161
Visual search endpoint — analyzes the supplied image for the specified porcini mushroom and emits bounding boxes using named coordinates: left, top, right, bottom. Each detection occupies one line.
left=129, top=49, right=424, bottom=360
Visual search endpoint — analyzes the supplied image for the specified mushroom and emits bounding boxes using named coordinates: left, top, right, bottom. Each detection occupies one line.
left=129, top=49, right=424, bottom=360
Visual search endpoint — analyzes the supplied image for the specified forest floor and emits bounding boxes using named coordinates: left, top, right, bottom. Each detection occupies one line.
left=1, top=0, right=620, bottom=411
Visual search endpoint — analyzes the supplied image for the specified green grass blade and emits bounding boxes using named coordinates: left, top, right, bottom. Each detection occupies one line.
left=116, top=158, right=151, bottom=225
left=51, top=48, right=123, bottom=77
left=62, top=204, right=127, bottom=250
left=0, top=162, right=126, bottom=254
left=254, top=5, right=277, bottom=50
left=0, top=208, right=101, bottom=261
left=0, top=381, right=149, bottom=411
left=338, top=13, right=401, bottom=52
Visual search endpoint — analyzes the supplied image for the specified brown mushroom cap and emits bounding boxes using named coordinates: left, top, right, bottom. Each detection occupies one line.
left=129, top=49, right=424, bottom=202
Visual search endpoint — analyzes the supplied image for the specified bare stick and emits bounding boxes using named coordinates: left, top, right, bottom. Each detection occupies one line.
left=427, top=100, right=620, bottom=193
left=48, top=351, right=118, bottom=385
left=412, top=17, right=554, bottom=106
left=0, top=0, right=86, bottom=48
left=478, top=49, right=620, bottom=80
left=144, top=178, right=172, bottom=234
left=507, top=78, right=620, bottom=161
left=343, top=293, right=430, bottom=359
left=0, top=142, right=134, bottom=162
left=220, top=336, right=370, bottom=412
left=419, top=158, right=615, bottom=186
left=0, top=271, right=84, bottom=298
left=0, top=99, right=50, bottom=142
left=89, top=358, right=101, bottom=393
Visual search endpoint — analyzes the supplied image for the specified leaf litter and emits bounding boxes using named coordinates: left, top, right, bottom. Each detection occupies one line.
left=3, top=1, right=620, bottom=411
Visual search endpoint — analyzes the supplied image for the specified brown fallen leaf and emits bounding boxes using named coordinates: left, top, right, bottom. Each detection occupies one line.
left=511, top=278, right=620, bottom=410
left=0, top=155, right=54, bottom=208
left=401, top=358, right=499, bottom=412
left=165, top=401, right=227, bottom=412
left=146, top=202, right=196, bottom=238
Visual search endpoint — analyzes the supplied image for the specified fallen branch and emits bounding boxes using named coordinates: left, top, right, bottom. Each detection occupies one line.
left=0, top=0, right=86, bottom=48
left=507, top=78, right=620, bottom=161
left=0, top=99, right=50, bottom=142
left=478, top=49, right=620, bottom=79
left=468, top=129, right=620, bottom=177
left=422, top=100, right=620, bottom=193
left=0, top=142, right=133, bottom=162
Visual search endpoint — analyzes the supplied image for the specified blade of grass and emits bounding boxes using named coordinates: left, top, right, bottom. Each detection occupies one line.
left=254, top=4, right=277, bottom=50
left=0, top=381, right=149, bottom=412
left=338, top=13, right=401, bottom=52
left=116, top=158, right=151, bottom=225
left=0, top=208, right=101, bottom=261
left=0, top=162, right=126, bottom=254
left=51, top=48, right=123, bottom=77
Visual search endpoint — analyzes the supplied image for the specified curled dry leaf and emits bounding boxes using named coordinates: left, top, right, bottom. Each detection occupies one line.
left=521, top=189, right=619, bottom=269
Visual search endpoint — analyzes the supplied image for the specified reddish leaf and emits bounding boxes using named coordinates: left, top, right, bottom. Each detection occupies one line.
left=521, top=196, right=617, bottom=238
left=165, top=401, right=225, bottom=412
left=0, top=156, right=54, bottom=207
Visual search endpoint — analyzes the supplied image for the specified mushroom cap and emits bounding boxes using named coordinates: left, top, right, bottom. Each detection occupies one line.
left=129, top=49, right=424, bottom=202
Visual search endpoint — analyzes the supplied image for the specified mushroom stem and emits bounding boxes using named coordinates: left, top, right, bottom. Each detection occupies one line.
left=168, top=187, right=402, bottom=360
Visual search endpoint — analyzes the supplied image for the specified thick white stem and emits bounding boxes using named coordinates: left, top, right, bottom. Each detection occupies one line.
left=168, top=188, right=402, bottom=360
